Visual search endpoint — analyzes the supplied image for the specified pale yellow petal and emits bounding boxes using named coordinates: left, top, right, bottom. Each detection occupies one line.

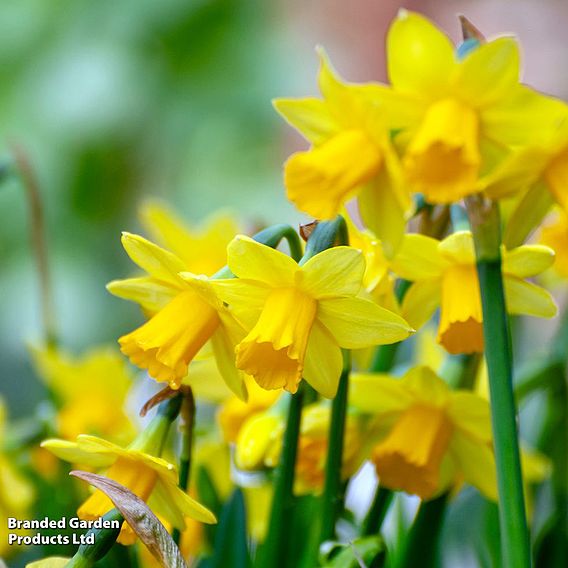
left=40, top=439, right=114, bottom=468
left=106, top=277, right=177, bottom=313
left=120, top=232, right=186, bottom=286
left=504, top=276, right=557, bottom=318
left=303, top=321, right=343, bottom=398
left=317, top=296, right=412, bottom=349
left=211, top=327, right=247, bottom=401
left=447, top=392, right=492, bottom=443
left=454, top=38, right=520, bottom=107
left=438, top=231, right=475, bottom=264
left=401, top=366, right=449, bottom=407
left=159, top=478, right=216, bottom=524
left=390, top=233, right=446, bottom=280
left=227, top=235, right=297, bottom=286
left=387, top=10, right=455, bottom=99
left=449, top=431, right=498, bottom=501
left=502, top=245, right=555, bottom=278
left=273, top=98, right=339, bottom=145
left=400, top=279, right=441, bottom=330
left=349, top=373, right=414, bottom=414
left=300, top=246, right=364, bottom=298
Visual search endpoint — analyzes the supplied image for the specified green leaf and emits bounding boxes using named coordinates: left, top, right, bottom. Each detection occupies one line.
left=209, top=489, right=251, bottom=568
left=320, top=536, right=386, bottom=568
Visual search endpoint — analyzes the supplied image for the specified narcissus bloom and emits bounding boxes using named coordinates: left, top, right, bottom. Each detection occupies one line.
left=375, top=10, right=566, bottom=203
left=30, top=345, right=136, bottom=443
left=212, top=236, right=412, bottom=397
left=274, top=51, right=410, bottom=256
left=42, top=434, right=216, bottom=545
left=391, top=231, right=556, bottom=354
left=235, top=400, right=363, bottom=494
left=140, top=201, right=239, bottom=277
left=350, top=366, right=497, bottom=500
left=108, top=233, right=247, bottom=397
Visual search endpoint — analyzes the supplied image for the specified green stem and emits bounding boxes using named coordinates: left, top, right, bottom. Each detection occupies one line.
left=13, top=145, right=58, bottom=347
left=467, top=197, right=531, bottom=568
left=396, top=493, right=449, bottom=568
left=320, top=352, right=351, bottom=542
left=259, top=388, right=305, bottom=568
left=173, top=388, right=196, bottom=545
left=361, top=487, right=393, bottom=536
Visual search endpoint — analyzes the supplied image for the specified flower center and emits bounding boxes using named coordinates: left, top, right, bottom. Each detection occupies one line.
left=235, top=288, right=317, bottom=393
left=284, top=129, right=382, bottom=219
left=372, top=404, right=453, bottom=499
left=438, top=263, right=484, bottom=354
left=119, top=290, right=220, bottom=389
left=404, top=98, right=480, bottom=203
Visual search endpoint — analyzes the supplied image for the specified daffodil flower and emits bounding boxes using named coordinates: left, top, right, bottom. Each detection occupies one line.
left=140, top=200, right=239, bottom=277
left=350, top=366, right=497, bottom=500
left=235, top=400, right=363, bottom=494
left=274, top=50, right=411, bottom=256
left=41, top=435, right=216, bottom=545
left=391, top=231, right=556, bottom=354
left=212, top=235, right=413, bottom=397
left=30, top=345, right=136, bottom=443
left=108, top=233, right=247, bottom=397
left=376, top=10, right=567, bottom=203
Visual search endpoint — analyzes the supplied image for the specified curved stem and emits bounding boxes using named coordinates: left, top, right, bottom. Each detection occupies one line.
left=13, top=145, right=58, bottom=347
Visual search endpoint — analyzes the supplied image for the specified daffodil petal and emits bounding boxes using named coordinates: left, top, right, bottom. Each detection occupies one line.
left=447, top=392, right=492, bottom=443
left=318, top=296, right=412, bottom=349
left=40, top=439, right=114, bottom=468
left=160, top=479, right=216, bottom=524
left=121, top=232, right=186, bottom=286
left=211, top=327, right=247, bottom=401
left=387, top=10, right=455, bottom=98
left=504, top=276, right=557, bottom=318
left=273, top=98, right=339, bottom=146
left=226, top=235, right=297, bottom=286
left=349, top=373, right=414, bottom=414
left=358, top=172, right=407, bottom=259
left=503, top=245, right=555, bottom=277
left=449, top=431, right=498, bottom=501
left=455, top=38, right=520, bottom=107
left=148, top=482, right=185, bottom=530
left=503, top=181, right=555, bottom=248
left=390, top=234, right=446, bottom=280
left=303, top=321, right=343, bottom=398
left=300, top=246, right=364, bottom=298
left=400, top=279, right=440, bottom=330
left=106, top=277, right=177, bottom=313
left=482, top=86, right=568, bottom=146
left=438, top=231, right=475, bottom=264
left=401, top=366, right=449, bottom=407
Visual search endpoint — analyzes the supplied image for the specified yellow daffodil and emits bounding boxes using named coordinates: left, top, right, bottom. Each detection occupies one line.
left=350, top=366, right=497, bottom=500
left=274, top=50, right=411, bottom=256
left=390, top=231, right=556, bottom=354
left=235, top=400, right=363, bottom=494
left=217, top=377, right=281, bottom=443
left=212, top=235, right=412, bottom=397
left=539, top=209, right=568, bottom=279
left=41, top=434, right=216, bottom=545
left=30, top=345, right=136, bottom=443
left=108, top=233, right=247, bottom=397
left=140, top=200, right=239, bottom=277
left=376, top=10, right=567, bottom=203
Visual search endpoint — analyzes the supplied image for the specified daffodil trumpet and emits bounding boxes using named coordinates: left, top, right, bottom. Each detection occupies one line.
left=466, top=196, right=530, bottom=568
